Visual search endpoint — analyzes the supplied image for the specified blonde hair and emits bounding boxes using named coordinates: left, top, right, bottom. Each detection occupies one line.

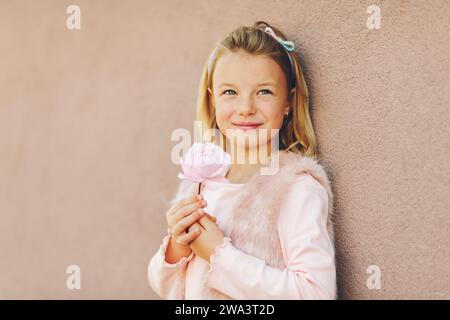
left=196, top=21, right=318, bottom=159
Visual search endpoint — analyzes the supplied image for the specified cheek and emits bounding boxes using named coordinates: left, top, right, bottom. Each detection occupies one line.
left=261, top=108, right=284, bottom=130
left=214, top=105, right=233, bottom=135
left=215, top=103, right=233, bottom=122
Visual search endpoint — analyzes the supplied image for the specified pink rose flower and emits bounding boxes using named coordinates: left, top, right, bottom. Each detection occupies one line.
left=178, top=143, right=231, bottom=193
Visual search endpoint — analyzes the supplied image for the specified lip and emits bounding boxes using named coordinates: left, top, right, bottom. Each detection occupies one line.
left=232, top=122, right=262, bottom=131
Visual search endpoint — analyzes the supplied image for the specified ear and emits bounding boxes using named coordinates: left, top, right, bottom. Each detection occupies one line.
left=290, top=88, right=295, bottom=96
left=285, top=88, right=295, bottom=112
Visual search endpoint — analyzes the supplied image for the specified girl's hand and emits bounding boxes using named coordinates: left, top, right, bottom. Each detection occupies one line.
left=166, top=195, right=211, bottom=246
left=188, top=216, right=225, bottom=262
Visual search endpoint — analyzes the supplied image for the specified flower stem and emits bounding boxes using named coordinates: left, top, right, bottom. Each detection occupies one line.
left=197, top=182, right=201, bottom=195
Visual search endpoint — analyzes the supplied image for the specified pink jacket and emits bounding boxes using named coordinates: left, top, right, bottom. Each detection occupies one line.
left=148, top=150, right=336, bottom=299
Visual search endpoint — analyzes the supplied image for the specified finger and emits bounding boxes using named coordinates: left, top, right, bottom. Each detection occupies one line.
left=167, top=194, right=202, bottom=218
left=172, top=209, right=205, bottom=236
left=204, top=212, right=217, bottom=222
left=175, top=225, right=201, bottom=246
left=169, top=201, right=200, bottom=226
left=168, top=194, right=202, bottom=217
left=197, top=214, right=216, bottom=231
left=188, top=221, right=205, bottom=233
left=168, top=199, right=207, bottom=227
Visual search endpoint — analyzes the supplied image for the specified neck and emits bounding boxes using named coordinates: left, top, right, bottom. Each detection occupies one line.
left=225, top=143, right=274, bottom=184
left=225, top=162, right=261, bottom=184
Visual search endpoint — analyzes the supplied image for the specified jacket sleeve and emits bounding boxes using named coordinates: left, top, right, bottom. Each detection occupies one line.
left=147, top=179, right=198, bottom=299
left=203, top=175, right=337, bottom=300
left=147, top=228, right=195, bottom=299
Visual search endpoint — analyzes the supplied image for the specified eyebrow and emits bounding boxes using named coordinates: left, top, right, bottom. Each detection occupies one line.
left=217, top=81, right=277, bottom=88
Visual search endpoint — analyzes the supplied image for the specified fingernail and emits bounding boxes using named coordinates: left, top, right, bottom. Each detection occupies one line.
left=201, top=200, right=207, bottom=206
left=197, top=195, right=203, bottom=200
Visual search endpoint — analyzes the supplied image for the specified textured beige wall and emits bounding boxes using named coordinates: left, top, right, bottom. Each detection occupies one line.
left=0, top=0, right=448, bottom=299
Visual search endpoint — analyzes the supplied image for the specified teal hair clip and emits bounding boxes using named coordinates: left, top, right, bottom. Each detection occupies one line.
left=264, top=27, right=295, bottom=52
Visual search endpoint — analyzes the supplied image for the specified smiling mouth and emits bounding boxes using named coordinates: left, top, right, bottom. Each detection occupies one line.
left=232, top=123, right=262, bottom=131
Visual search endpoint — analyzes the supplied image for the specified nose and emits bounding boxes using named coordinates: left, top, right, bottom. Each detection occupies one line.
left=236, top=96, right=256, bottom=116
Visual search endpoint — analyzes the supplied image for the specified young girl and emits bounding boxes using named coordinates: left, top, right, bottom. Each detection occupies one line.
left=148, top=21, right=336, bottom=300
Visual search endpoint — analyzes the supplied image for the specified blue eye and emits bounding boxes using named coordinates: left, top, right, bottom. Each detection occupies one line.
left=222, top=89, right=272, bottom=95
left=223, top=89, right=237, bottom=95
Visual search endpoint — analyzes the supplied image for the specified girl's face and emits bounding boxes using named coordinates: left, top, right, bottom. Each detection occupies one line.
left=208, top=51, right=293, bottom=153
